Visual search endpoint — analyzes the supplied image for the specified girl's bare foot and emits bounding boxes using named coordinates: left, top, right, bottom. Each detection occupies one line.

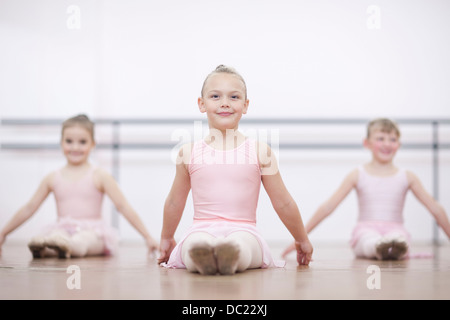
left=215, top=240, right=240, bottom=275
left=46, top=234, right=72, bottom=259
left=188, top=242, right=217, bottom=275
left=28, top=236, right=47, bottom=258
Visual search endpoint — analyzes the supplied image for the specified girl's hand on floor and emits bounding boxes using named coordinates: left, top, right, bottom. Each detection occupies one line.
left=157, top=238, right=177, bottom=264
left=146, top=237, right=159, bottom=258
left=296, top=240, right=313, bottom=265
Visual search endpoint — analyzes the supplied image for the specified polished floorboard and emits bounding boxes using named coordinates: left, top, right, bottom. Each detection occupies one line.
left=1, top=242, right=449, bottom=300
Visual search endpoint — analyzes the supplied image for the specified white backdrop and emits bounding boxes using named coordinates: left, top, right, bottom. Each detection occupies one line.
left=1, top=0, right=449, bottom=248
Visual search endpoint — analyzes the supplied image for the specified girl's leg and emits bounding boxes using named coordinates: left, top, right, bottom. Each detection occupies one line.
left=70, top=230, right=104, bottom=257
left=181, top=231, right=263, bottom=275
left=43, top=229, right=72, bottom=258
left=219, top=231, right=263, bottom=274
left=352, top=231, right=381, bottom=259
left=354, top=232, right=408, bottom=260
left=28, top=234, right=53, bottom=258
left=182, top=232, right=217, bottom=275
left=45, top=229, right=104, bottom=258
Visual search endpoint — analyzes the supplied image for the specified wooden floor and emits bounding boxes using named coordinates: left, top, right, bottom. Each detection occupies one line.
left=1, top=242, right=449, bottom=300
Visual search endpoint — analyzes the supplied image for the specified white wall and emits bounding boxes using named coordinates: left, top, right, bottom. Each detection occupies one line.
left=1, top=0, right=450, bottom=246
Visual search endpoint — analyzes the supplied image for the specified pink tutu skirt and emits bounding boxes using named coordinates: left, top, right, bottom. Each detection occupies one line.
left=350, top=220, right=410, bottom=248
left=39, top=217, right=119, bottom=255
left=163, top=220, right=285, bottom=269
left=350, top=220, right=434, bottom=259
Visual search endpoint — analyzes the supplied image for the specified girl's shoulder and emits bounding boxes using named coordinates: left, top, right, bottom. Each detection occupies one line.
left=344, top=167, right=360, bottom=186
left=254, top=139, right=273, bottom=156
left=254, top=140, right=279, bottom=176
left=179, top=141, right=195, bottom=154
left=91, top=167, right=114, bottom=191
left=41, top=169, right=60, bottom=191
left=177, top=141, right=195, bottom=170
left=405, top=170, right=420, bottom=187
left=92, top=167, right=109, bottom=179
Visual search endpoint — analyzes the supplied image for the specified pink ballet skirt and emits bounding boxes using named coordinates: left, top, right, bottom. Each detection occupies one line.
left=162, top=219, right=285, bottom=269
left=350, top=221, right=433, bottom=259
left=350, top=221, right=411, bottom=248
left=40, top=217, right=119, bottom=256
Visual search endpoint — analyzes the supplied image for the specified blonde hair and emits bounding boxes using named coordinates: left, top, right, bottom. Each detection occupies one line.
left=61, top=114, right=95, bottom=141
left=201, top=64, right=247, bottom=99
left=367, top=118, right=400, bottom=138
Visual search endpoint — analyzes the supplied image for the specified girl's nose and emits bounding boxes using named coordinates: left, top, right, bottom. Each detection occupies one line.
left=220, top=98, right=230, bottom=108
left=72, top=142, right=82, bottom=150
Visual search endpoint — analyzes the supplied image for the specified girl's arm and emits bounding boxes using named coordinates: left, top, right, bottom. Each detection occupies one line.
left=0, top=173, right=54, bottom=255
left=259, top=142, right=313, bottom=265
left=158, top=145, right=192, bottom=264
left=407, top=171, right=450, bottom=239
left=281, top=168, right=358, bottom=257
left=95, top=169, right=158, bottom=253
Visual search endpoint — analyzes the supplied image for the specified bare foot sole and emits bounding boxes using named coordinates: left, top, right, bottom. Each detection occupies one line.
left=375, top=238, right=392, bottom=260
left=215, top=242, right=240, bottom=275
left=390, top=237, right=408, bottom=260
left=189, top=243, right=217, bottom=275
left=375, top=237, right=408, bottom=260
left=28, top=237, right=47, bottom=259
left=46, top=235, right=72, bottom=259
left=28, top=245, right=46, bottom=258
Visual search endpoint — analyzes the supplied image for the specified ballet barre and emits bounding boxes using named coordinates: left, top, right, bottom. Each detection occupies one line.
left=2, top=117, right=450, bottom=151
left=2, top=117, right=449, bottom=244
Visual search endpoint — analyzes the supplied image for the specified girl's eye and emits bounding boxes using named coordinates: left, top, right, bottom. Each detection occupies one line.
left=231, top=95, right=239, bottom=99
left=211, top=94, right=219, bottom=99
left=80, top=140, right=87, bottom=145
left=65, top=139, right=72, bottom=144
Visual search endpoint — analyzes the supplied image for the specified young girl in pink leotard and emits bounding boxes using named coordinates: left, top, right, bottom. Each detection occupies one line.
left=0, top=115, right=158, bottom=258
left=157, top=65, right=313, bottom=275
left=282, top=118, right=450, bottom=260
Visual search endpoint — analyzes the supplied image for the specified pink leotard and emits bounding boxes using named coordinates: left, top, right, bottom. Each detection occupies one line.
left=351, top=166, right=411, bottom=247
left=41, top=166, right=118, bottom=255
left=356, top=166, right=409, bottom=223
left=163, top=138, right=284, bottom=269
left=53, top=167, right=104, bottom=220
left=190, top=138, right=261, bottom=223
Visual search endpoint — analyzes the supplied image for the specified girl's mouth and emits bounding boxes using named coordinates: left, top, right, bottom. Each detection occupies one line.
left=379, top=150, right=393, bottom=156
left=218, top=112, right=233, bottom=116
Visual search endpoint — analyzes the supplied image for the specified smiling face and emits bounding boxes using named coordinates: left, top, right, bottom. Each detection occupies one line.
left=364, top=129, right=401, bottom=164
left=198, top=72, right=249, bottom=132
left=61, top=125, right=95, bottom=166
